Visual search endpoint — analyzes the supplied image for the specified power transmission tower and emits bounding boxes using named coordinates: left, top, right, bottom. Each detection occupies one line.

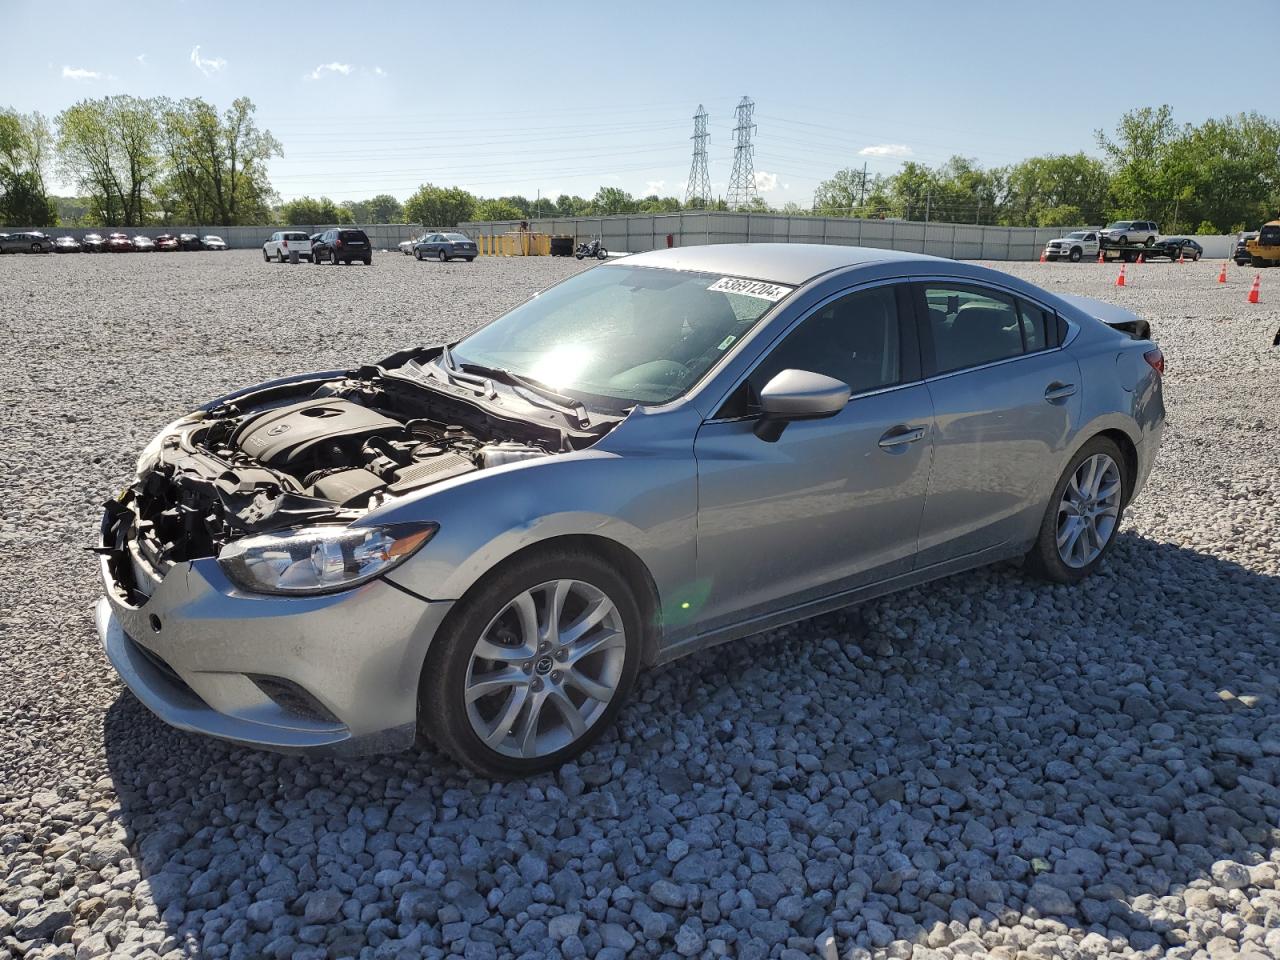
left=726, top=96, right=758, bottom=210
left=684, top=105, right=712, bottom=209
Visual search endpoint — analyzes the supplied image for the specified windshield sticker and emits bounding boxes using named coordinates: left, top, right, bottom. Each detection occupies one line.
left=707, top=277, right=793, bottom=301
left=717, top=335, right=737, bottom=351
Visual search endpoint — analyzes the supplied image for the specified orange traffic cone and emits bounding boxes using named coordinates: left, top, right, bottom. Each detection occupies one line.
left=1137, top=252, right=1145, bottom=264
left=1116, top=264, right=1126, bottom=287
left=1177, top=252, right=1185, bottom=265
left=1218, top=262, right=1228, bottom=284
left=1097, top=250, right=1105, bottom=263
left=1248, top=274, right=1261, bottom=303
left=1039, top=250, right=1046, bottom=263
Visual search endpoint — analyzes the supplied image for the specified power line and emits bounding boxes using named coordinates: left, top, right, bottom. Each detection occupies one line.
left=684, top=105, right=712, bottom=207
left=726, top=96, right=759, bottom=210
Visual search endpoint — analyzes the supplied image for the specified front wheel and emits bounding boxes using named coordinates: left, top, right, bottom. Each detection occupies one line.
left=465, top=257, right=474, bottom=262
left=1192, top=251, right=1201, bottom=262
left=596, top=247, right=608, bottom=260
left=1025, top=436, right=1128, bottom=584
left=1069, top=248, right=1082, bottom=263
left=1144, top=236, right=1155, bottom=247
left=262, top=248, right=269, bottom=262
left=418, top=550, right=642, bottom=779
left=437, top=249, right=447, bottom=262
left=415, top=249, right=424, bottom=260
left=575, top=253, right=584, bottom=260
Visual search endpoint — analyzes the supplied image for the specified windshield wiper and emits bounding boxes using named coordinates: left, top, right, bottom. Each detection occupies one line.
left=458, top=361, right=591, bottom=428
left=422, top=344, right=496, bottom=398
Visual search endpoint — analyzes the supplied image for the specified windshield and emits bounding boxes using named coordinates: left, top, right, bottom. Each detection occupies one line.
left=450, top=265, right=790, bottom=406
left=1066, top=232, right=1087, bottom=239
left=444, top=233, right=469, bottom=242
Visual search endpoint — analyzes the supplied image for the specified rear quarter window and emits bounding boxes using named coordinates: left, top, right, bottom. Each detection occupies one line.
left=340, top=230, right=369, bottom=242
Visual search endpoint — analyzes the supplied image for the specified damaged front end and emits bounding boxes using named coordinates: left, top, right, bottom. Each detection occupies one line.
left=101, top=349, right=615, bottom=601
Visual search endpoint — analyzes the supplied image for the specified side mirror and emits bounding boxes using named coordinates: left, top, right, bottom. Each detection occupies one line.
left=753, top=369, right=851, bottom=442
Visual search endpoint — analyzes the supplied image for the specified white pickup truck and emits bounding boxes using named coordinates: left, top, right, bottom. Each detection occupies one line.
left=262, top=230, right=313, bottom=263
left=1043, top=230, right=1101, bottom=263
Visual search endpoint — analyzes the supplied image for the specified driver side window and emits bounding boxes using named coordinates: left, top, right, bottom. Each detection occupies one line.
left=719, top=285, right=902, bottom=418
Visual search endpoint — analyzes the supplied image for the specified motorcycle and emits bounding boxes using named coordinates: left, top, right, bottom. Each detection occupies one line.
left=575, top=238, right=608, bottom=260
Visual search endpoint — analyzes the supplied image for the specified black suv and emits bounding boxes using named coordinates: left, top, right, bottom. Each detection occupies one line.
left=313, top=228, right=372, bottom=265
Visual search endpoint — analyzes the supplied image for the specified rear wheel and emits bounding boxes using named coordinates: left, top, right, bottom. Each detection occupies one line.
left=465, top=257, right=475, bottom=262
left=262, top=248, right=269, bottom=262
left=276, top=250, right=285, bottom=263
left=415, top=249, right=424, bottom=260
left=1117, top=235, right=1128, bottom=246
left=1025, top=436, right=1128, bottom=584
left=419, top=550, right=642, bottom=779
left=1144, top=236, right=1155, bottom=247
left=437, top=249, right=447, bottom=262
left=363, top=257, right=371, bottom=265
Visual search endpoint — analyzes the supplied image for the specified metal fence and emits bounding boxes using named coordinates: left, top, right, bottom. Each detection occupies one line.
left=6, top=215, right=1238, bottom=260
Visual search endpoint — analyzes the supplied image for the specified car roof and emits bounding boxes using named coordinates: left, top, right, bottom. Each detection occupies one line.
left=616, top=242, right=948, bottom=286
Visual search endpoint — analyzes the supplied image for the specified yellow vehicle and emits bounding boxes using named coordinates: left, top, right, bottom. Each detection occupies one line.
left=1245, top=220, right=1280, bottom=267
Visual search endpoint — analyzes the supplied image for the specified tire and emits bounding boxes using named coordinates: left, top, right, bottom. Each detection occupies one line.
left=415, top=249, right=423, bottom=260
left=1025, top=436, right=1129, bottom=584
left=1069, top=247, right=1082, bottom=263
left=418, top=549, right=642, bottom=779
left=437, top=249, right=447, bottom=262
left=596, top=247, right=608, bottom=260
left=31, top=242, right=41, bottom=253
left=575, top=253, right=584, bottom=261
left=1144, top=236, right=1155, bottom=247
left=1252, top=256, right=1265, bottom=268
left=262, top=248, right=269, bottom=262
left=1116, top=235, right=1128, bottom=246
left=465, top=257, right=474, bottom=262
left=1192, top=251, right=1201, bottom=262
left=276, top=250, right=285, bottom=263
left=363, top=257, right=371, bottom=265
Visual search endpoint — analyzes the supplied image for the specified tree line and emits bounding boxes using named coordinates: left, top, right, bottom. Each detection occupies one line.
left=4, top=101, right=1279, bottom=233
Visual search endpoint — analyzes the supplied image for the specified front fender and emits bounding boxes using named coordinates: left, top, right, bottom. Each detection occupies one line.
left=373, top=441, right=699, bottom=622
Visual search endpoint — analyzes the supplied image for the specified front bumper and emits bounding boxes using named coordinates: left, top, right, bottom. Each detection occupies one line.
left=96, top=544, right=453, bottom=755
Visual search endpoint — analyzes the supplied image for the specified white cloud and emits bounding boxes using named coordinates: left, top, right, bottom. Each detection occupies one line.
left=372, top=66, right=387, bottom=77
left=62, top=65, right=108, bottom=81
left=190, top=46, right=227, bottom=76
left=306, top=62, right=353, bottom=80
left=136, top=54, right=147, bottom=65
left=858, top=143, right=913, bottom=158
left=753, top=170, right=779, bottom=192
left=644, top=180, right=667, bottom=196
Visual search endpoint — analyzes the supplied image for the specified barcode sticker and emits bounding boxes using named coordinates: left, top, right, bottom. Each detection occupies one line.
left=706, top=277, right=793, bottom=301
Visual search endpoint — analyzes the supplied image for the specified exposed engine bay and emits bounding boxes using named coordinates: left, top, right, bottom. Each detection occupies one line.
left=103, top=349, right=616, bottom=579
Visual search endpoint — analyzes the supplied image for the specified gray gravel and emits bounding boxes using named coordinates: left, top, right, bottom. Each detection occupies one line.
left=1, top=251, right=1278, bottom=960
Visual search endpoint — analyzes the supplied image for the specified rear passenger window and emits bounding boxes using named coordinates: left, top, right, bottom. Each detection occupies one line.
left=923, top=286, right=1022, bottom=373
left=1017, top=300, right=1052, bottom=352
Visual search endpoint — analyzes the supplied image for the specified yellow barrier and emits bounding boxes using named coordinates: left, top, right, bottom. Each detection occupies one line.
left=477, top=232, right=551, bottom=256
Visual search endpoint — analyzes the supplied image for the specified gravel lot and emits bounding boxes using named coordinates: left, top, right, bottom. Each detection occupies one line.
left=1, top=250, right=1278, bottom=960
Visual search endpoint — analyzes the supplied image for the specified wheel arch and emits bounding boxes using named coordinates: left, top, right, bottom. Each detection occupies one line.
left=1093, top=427, right=1139, bottom=506
left=425, top=533, right=664, bottom=673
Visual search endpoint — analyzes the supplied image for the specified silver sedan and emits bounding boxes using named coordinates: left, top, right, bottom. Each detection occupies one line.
left=96, top=244, right=1165, bottom=777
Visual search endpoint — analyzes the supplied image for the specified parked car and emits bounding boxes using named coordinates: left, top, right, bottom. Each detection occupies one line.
left=1042, top=230, right=1100, bottom=263
left=1151, top=237, right=1201, bottom=261
left=154, top=234, right=180, bottom=252
left=81, top=233, right=106, bottom=253
left=131, top=235, right=155, bottom=253
left=95, top=243, right=1166, bottom=777
left=177, top=234, right=201, bottom=251
left=0, top=231, right=55, bottom=253
left=201, top=235, right=227, bottom=251
left=413, top=232, right=477, bottom=262
left=313, top=227, right=372, bottom=265
left=1245, top=221, right=1280, bottom=267
left=1099, top=220, right=1159, bottom=246
left=54, top=236, right=82, bottom=253
left=262, top=230, right=313, bottom=263
left=399, top=235, right=425, bottom=256
left=106, top=233, right=134, bottom=253
left=1235, top=231, right=1259, bottom=266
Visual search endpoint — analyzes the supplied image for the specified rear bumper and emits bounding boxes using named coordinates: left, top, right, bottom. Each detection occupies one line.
left=96, top=546, right=453, bottom=755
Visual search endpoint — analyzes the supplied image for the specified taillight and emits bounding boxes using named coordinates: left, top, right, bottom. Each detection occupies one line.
left=283, top=240, right=288, bottom=248
left=1143, top=348, right=1165, bottom=376
left=336, top=238, right=343, bottom=248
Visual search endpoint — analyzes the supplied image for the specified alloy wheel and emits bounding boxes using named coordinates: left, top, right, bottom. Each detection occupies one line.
left=1056, top=453, right=1122, bottom=568
left=464, top=579, right=626, bottom=759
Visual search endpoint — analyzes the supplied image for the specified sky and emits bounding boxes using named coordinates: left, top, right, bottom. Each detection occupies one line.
left=4, top=1, right=1277, bottom=207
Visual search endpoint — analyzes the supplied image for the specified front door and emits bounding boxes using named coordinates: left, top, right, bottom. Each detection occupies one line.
left=692, top=282, right=935, bottom=632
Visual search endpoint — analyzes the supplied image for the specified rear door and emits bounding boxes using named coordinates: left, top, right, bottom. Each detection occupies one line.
left=912, top=281, right=1081, bottom=566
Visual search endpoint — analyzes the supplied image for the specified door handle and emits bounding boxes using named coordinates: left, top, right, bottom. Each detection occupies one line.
left=1044, top=381, right=1078, bottom=402
left=878, top=425, right=926, bottom=449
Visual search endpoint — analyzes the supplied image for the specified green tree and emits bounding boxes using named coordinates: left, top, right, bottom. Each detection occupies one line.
left=156, top=96, right=280, bottom=225
left=813, top=167, right=886, bottom=216
left=637, top=194, right=681, bottom=213
left=404, top=183, right=476, bottom=227
left=590, top=186, right=637, bottom=215
left=0, top=109, right=56, bottom=225
left=474, top=197, right=524, bottom=221
left=999, top=153, right=1110, bottom=226
left=554, top=194, right=591, bottom=216
left=1095, top=105, right=1179, bottom=222
left=56, top=95, right=161, bottom=225
left=278, top=195, right=346, bottom=225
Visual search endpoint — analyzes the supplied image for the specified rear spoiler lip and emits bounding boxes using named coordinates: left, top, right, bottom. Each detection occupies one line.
left=1058, top=293, right=1153, bottom=341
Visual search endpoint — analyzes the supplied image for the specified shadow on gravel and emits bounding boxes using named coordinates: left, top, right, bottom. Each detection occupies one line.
left=102, top=531, right=1280, bottom=958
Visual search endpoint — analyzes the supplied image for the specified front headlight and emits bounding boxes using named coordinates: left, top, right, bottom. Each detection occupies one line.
left=218, top=523, right=437, bottom=596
